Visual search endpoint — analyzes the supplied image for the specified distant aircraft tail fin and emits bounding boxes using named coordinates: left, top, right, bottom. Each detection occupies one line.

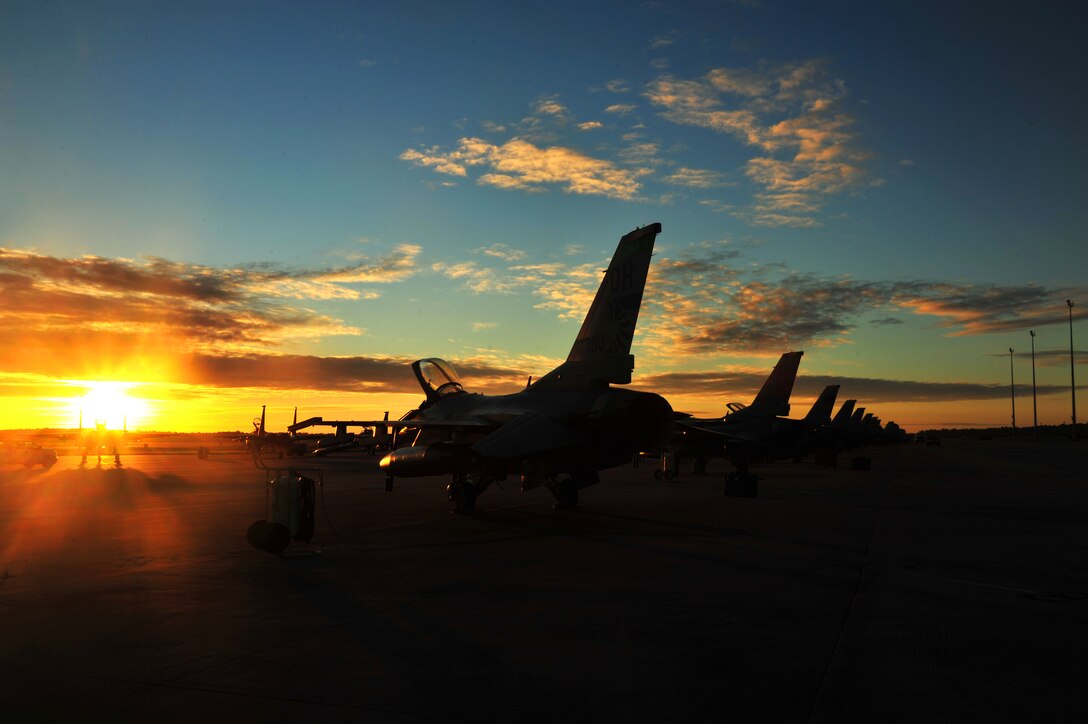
left=535, top=223, right=661, bottom=390
left=747, top=351, right=803, bottom=417
left=375, top=411, right=391, bottom=445
left=804, top=384, right=840, bottom=425
left=832, top=399, right=857, bottom=427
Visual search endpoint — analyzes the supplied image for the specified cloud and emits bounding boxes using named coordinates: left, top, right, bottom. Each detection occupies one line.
left=0, top=246, right=420, bottom=380
left=662, top=167, right=732, bottom=188
left=604, top=103, right=637, bottom=115
left=471, top=322, right=497, bottom=332
left=631, top=246, right=1088, bottom=357
left=180, top=353, right=527, bottom=393
left=890, top=281, right=1086, bottom=335
left=531, top=96, right=569, bottom=119
left=1019, top=349, right=1088, bottom=367
left=402, top=137, right=650, bottom=200
left=644, top=61, right=869, bottom=226
left=430, top=261, right=514, bottom=294
left=424, top=236, right=1088, bottom=363
left=578, top=121, right=604, bottom=131
left=283, top=244, right=421, bottom=296
left=0, top=243, right=534, bottom=396
left=635, top=369, right=1075, bottom=404
left=398, top=147, right=471, bottom=177
left=618, top=141, right=662, bottom=166
left=474, top=243, right=525, bottom=262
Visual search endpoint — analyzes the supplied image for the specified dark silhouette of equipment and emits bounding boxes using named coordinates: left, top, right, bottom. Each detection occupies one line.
left=247, top=472, right=317, bottom=555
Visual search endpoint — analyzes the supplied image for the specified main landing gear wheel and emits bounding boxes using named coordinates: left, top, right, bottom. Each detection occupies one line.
left=247, top=520, right=291, bottom=555
left=551, top=479, right=579, bottom=510
left=447, top=478, right=478, bottom=513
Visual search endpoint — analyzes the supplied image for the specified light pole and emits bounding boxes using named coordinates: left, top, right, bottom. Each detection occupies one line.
left=1069, top=300, right=1077, bottom=441
left=1030, top=331, right=1038, bottom=439
left=1009, top=347, right=1016, bottom=433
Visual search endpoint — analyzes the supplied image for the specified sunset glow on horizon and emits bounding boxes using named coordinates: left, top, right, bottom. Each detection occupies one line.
left=2, top=2, right=1085, bottom=433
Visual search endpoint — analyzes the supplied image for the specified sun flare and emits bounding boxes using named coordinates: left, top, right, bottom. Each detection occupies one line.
left=71, top=381, right=150, bottom=430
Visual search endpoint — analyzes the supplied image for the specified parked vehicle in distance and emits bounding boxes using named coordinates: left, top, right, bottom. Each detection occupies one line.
left=1, top=441, right=59, bottom=469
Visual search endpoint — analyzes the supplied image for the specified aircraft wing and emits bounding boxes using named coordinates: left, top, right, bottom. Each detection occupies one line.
left=675, top=420, right=765, bottom=447
left=470, top=412, right=585, bottom=460
left=343, top=418, right=496, bottom=431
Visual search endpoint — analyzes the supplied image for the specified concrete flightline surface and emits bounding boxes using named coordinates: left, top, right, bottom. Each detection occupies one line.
left=0, top=439, right=1085, bottom=722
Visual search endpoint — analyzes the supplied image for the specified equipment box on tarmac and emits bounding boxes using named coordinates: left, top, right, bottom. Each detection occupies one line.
left=725, top=471, right=758, bottom=497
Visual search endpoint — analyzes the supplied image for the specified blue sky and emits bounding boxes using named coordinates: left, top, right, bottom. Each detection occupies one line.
left=2, top=0, right=1086, bottom=430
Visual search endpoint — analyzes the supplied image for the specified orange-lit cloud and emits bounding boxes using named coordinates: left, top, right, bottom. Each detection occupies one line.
left=630, top=244, right=1088, bottom=356
left=645, top=61, right=871, bottom=226
left=0, top=245, right=421, bottom=383
left=402, top=137, right=650, bottom=200
left=11, top=241, right=1078, bottom=405
left=662, top=167, right=733, bottom=189
left=890, top=283, right=1087, bottom=335
left=423, top=241, right=1088, bottom=359
left=474, top=243, right=525, bottom=262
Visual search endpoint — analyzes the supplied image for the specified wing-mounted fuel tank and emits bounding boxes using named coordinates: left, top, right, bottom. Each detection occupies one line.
left=380, top=442, right=474, bottom=477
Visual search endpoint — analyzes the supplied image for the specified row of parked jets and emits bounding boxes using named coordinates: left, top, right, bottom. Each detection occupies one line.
left=251, top=223, right=908, bottom=512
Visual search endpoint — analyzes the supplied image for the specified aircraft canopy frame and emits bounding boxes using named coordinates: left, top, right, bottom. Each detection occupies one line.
left=413, top=358, right=466, bottom=402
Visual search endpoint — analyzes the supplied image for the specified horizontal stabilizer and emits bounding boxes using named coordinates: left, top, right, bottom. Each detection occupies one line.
left=470, top=412, right=582, bottom=460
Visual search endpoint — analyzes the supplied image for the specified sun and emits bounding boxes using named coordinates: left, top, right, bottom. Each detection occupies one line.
left=72, top=381, right=150, bottom=430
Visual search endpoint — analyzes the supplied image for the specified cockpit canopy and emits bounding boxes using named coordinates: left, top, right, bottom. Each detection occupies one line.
left=412, top=358, right=466, bottom=402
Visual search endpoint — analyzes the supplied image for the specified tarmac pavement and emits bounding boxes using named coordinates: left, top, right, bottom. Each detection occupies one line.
left=1, top=439, right=1085, bottom=722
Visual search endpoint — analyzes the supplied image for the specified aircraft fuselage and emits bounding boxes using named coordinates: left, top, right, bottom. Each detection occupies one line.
left=383, top=386, right=673, bottom=479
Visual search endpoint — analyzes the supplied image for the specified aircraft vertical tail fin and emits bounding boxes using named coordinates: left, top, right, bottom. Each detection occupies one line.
left=804, top=385, right=840, bottom=425
left=748, top=351, right=803, bottom=417
left=535, top=223, right=661, bottom=389
left=832, top=399, right=857, bottom=427
left=259, top=405, right=267, bottom=436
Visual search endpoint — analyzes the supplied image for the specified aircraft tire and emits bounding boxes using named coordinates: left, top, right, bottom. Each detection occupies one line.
left=451, top=481, right=477, bottom=513
left=246, top=520, right=268, bottom=550
left=247, top=519, right=291, bottom=554
left=552, top=480, right=579, bottom=510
